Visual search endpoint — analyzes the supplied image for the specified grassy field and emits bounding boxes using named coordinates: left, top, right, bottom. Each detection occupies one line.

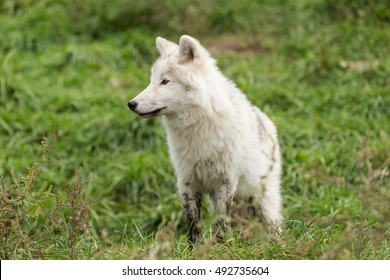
left=0, top=0, right=389, bottom=259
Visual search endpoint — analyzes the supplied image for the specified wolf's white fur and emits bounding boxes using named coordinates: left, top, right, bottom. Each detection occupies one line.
left=129, top=35, right=282, bottom=237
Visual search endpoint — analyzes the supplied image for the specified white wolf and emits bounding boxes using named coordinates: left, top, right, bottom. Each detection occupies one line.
left=128, top=35, right=282, bottom=242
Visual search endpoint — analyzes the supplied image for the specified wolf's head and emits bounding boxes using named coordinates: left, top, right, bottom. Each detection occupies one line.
left=127, top=35, right=218, bottom=119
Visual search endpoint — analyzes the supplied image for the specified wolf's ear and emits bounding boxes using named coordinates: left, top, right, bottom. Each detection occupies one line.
left=156, top=37, right=178, bottom=56
left=178, top=35, right=203, bottom=64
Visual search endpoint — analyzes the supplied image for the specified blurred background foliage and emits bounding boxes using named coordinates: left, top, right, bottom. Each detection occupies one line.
left=0, top=0, right=389, bottom=259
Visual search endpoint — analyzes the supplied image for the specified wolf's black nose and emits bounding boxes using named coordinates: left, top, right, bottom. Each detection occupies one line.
left=127, top=101, right=138, bottom=111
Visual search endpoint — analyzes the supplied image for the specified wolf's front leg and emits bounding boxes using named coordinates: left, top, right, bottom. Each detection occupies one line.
left=209, top=183, right=235, bottom=237
left=179, top=184, right=203, bottom=244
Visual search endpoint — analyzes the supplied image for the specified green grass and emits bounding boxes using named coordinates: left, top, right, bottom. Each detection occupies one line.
left=0, top=0, right=389, bottom=259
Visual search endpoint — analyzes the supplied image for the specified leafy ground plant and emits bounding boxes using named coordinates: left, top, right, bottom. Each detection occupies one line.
left=0, top=131, right=95, bottom=259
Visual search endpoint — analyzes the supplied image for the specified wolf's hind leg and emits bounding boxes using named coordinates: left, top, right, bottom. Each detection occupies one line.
left=258, top=185, right=282, bottom=234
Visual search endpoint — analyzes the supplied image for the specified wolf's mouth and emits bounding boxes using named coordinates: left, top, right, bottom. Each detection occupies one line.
left=138, top=107, right=167, bottom=118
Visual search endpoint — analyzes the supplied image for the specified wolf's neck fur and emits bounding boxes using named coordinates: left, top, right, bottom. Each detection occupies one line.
left=164, top=86, right=234, bottom=135
left=163, top=109, right=227, bottom=138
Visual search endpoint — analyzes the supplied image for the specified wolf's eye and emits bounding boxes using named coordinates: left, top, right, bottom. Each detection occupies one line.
left=161, top=78, right=170, bottom=85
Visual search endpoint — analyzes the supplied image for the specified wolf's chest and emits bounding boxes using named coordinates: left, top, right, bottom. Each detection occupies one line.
left=172, top=136, right=234, bottom=188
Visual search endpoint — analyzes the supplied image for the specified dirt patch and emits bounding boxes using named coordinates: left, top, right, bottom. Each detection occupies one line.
left=339, top=59, right=380, bottom=72
left=204, top=34, right=268, bottom=56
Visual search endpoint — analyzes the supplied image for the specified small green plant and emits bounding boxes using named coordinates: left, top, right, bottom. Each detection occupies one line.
left=0, top=138, right=54, bottom=259
left=63, top=178, right=93, bottom=259
left=0, top=131, right=94, bottom=259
